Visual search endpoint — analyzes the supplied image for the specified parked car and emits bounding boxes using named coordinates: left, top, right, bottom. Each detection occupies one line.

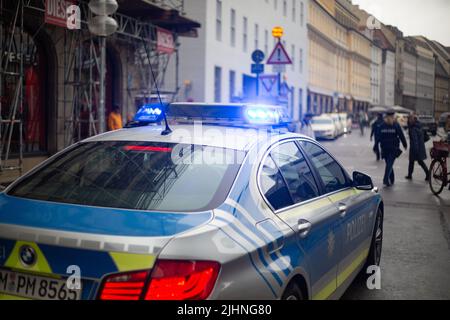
left=437, top=112, right=450, bottom=139
left=311, top=115, right=338, bottom=140
left=338, top=113, right=351, bottom=134
left=329, top=113, right=344, bottom=136
left=417, top=115, right=437, bottom=136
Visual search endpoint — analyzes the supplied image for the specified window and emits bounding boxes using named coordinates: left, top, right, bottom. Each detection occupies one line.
left=291, top=44, right=295, bottom=71
left=283, top=0, right=287, bottom=16
left=8, top=142, right=244, bottom=212
left=260, top=155, right=293, bottom=211
left=243, top=17, right=248, bottom=52
left=230, top=9, right=236, bottom=47
left=216, top=0, right=222, bottom=41
left=292, top=0, right=296, bottom=22
left=299, top=48, right=303, bottom=73
left=214, top=66, right=222, bottom=102
left=264, top=29, right=269, bottom=55
left=274, top=0, right=278, bottom=10
left=300, top=141, right=351, bottom=194
left=254, top=24, right=259, bottom=50
left=271, top=142, right=319, bottom=204
left=300, top=1, right=304, bottom=26
left=299, top=89, right=303, bottom=120
left=229, top=70, right=236, bottom=101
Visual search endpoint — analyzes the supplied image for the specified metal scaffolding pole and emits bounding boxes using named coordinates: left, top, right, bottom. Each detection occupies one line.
left=98, top=36, right=106, bottom=133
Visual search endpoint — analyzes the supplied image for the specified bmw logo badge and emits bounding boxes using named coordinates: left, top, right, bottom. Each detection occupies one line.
left=19, top=245, right=37, bottom=267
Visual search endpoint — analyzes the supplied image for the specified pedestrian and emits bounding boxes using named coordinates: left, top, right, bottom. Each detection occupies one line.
left=299, top=113, right=316, bottom=140
left=370, top=113, right=384, bottom=161
left=405, top=114, right=430, bottom=181
left=376, top=109, right=408, bottom=187
left=358, top=110, right=366, bottom=136
left=108, top=104, right=123, bottom=131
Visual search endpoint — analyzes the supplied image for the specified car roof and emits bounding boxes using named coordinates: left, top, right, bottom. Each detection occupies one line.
left=84, top=124, right=309, bottom=151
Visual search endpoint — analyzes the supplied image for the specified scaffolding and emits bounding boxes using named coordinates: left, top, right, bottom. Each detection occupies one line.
left=0, top=0, right=24, bottom=176
left=0, top=0, right=192, bottom=180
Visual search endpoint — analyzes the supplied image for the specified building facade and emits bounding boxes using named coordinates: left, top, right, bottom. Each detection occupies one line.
left=414, top=43, right=435, bottom=115
left=370, top=42, right=382, bottom=106
left=307, top=0, right=372, bottom=115
left=178, top=0, right=309, bottom=121
left=380, top=49, right=396, bottom=107
left=412, top=36, right=450, bottom=118
left=386, top=27, right=436, bottom=114
left=0, top=0, right=200, bottom=184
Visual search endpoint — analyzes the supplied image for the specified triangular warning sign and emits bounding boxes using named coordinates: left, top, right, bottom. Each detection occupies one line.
left=267, top=42, right=292, bottom=65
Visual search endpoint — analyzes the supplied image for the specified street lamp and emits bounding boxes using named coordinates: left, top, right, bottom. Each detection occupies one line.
left=87, top=0, right=118, bottom=134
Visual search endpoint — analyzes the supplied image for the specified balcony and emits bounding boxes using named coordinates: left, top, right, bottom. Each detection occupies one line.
left=117, top=0, right=200, bottom=36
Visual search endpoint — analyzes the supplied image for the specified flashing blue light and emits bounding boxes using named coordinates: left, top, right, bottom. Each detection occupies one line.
left=245, top=107, right=280, bottom=125
left=134, top=104, right=165, bottom=123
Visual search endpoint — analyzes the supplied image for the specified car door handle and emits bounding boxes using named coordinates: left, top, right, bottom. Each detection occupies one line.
left=339, top=204, right=347, bottom=218
left=297, top=220, right=312, bottom=239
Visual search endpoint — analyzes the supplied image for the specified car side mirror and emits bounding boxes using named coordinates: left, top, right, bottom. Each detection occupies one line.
left=353, top=171, right=374, bottom=191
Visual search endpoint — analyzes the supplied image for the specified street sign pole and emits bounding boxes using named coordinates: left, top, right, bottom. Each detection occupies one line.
left=267, top=27, right=292, bottom=105
left=251, top=50, right=265, bottom=99
left=277, top=38, right=281, bottom=97
left=257, top=73, right=260, bottom=97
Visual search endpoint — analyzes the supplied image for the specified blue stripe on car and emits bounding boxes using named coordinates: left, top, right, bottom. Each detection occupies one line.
left=0, top=194, right=212, bottom=237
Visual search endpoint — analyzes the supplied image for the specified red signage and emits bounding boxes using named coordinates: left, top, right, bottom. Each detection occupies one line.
left=157, top=28, right=175, bottom=54
left=45, top=0, right=76, bottom=28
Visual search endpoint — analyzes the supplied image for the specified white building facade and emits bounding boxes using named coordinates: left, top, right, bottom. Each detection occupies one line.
left=380, top=49, right=396, bottom=107
left=415, top=45, right=435, bottom=115
left=178, top=0, right=309, bottom=121
left=370, top=43, right=382, bottom=105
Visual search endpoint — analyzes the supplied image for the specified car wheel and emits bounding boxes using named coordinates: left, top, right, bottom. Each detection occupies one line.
left=366, top=208, right=383, bottom=267
left=282, top=282, right=304, bottom=300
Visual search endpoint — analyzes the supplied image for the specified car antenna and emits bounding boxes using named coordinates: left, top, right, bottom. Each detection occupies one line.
left=141, top=36, right=172, bottom=136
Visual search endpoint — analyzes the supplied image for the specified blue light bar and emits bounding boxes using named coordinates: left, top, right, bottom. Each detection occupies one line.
left=133, top=104, right=166, bottom=123
left=162, top=103, right=291, bottom=128
left=244, top=107, right=281, bottom=125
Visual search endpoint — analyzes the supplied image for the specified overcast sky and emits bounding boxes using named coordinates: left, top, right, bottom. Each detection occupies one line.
left=352, top=0, right=450, bottom=46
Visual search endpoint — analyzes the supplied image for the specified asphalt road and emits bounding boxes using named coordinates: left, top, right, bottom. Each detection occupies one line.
left=321, top=128, right=450, bottom=300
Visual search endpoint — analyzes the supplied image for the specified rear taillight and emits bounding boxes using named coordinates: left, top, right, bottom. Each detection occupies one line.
left=98, top=260, right=220, bottom=301
left=99, top=271, right=149, bottom=300
left=145, top=260, right=220, bottom=300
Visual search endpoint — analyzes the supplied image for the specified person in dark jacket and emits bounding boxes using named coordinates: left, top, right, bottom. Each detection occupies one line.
left=405, top=114, right=430, bottom=181
left=376, top=110, right=408, bottom=187
left=370, top=113, right=384, bottom=161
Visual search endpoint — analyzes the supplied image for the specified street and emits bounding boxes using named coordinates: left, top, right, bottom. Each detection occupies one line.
left=320, top=130, right=450, bottom=299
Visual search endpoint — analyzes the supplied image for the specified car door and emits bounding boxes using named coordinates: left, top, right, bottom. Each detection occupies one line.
left=259, top=141, right=342, bottom=300
left=299, top=140, right=376, bottom=293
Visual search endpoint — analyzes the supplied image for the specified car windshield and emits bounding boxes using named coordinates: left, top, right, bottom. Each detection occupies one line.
left=312, top=119, right=333, bottom=125
left=8, top=142, right=244, bottom=212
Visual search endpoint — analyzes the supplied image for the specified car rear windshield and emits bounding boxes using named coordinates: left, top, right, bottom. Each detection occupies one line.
left=8, top=142, right=244, bottom=212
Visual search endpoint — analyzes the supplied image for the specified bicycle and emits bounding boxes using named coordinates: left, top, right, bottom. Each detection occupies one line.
left=429, top=140, right=450, bottom=195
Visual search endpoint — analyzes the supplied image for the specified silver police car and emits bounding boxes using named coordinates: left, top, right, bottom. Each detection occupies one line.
left=0, top=103, right=383, bottom=300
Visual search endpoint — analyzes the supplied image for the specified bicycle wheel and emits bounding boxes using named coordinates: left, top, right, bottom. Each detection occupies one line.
left=429, top=159, right=446, bottom=195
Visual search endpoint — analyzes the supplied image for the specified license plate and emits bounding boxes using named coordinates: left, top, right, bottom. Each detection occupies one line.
left=0, top=269, right=82, bottom=300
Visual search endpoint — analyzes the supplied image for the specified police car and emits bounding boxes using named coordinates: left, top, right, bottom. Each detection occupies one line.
left=0, top=103, right=383, bottom=300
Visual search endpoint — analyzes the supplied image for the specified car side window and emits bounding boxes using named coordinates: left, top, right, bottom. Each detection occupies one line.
left=260, top=155, right=294, bottom=211
left=300, top=141, right=351, bottom=194
left=270, top=142, right=319, bottom=205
